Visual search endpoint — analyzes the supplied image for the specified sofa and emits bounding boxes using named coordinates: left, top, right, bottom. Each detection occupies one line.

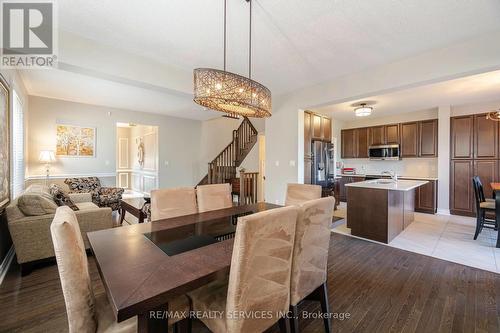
left=64, top=177, right=124, bottom=211
left=6, top=184, right=113, bottom=274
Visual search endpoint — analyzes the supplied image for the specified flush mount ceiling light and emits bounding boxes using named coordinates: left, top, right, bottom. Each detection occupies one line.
left=193, top=0, right=271, bottom=118
left=354, top=103, right=373, bottom=117
left=486, top=108, right=500, bottom=121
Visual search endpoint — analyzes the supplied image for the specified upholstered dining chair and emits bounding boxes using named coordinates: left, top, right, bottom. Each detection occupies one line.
left=196, top=183, right=233, bottom=212
left=289, top=197, right=335, bottom=333
left=188, top=206, right=299, bottom=333
left=150, top=187, right=197, bottom=221
left=285, top=183, right=322, bottom=206
left=50, top=206, right=190, bottom=333
left=472, top=177, right=498, bottom=240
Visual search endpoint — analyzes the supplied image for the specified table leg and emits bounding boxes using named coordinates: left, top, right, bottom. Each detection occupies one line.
left=120, top=208, right=126, bottom=225
left=138, top=305, right=169, bottom=333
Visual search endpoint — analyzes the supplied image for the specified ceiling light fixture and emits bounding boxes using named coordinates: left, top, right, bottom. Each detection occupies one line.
left=486, top=108, right=500, bottom=122
left=354, top=103, right=373, bottom=117
left=193, top=0, right=271, bottom=118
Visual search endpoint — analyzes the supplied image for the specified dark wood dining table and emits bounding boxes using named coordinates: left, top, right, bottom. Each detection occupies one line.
left=88, top=202, right=280, bottom=333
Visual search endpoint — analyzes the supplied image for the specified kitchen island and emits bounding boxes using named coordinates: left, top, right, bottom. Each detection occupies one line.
left=345, top=179, right=428, bottom=243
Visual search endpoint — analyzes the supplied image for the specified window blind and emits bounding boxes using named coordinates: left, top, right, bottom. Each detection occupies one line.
left=11, top=90, right=24, bottom=198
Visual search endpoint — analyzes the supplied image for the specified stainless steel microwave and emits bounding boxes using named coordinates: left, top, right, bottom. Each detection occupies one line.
left=368, top=144, right=400, bottom=160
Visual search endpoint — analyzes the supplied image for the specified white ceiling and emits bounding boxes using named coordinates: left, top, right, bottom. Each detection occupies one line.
left=20, top=0, right=500, bottom=120
left=314, top=70, right=500, bottom=122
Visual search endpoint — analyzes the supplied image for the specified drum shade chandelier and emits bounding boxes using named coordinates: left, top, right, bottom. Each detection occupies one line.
left=193, top=0, right=272, bottom=118
left=486, top=108, right=500, bottom=121
left=354, top=103, right=373, bottom=117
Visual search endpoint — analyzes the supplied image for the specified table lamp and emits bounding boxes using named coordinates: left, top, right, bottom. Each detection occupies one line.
left=39, top=150, right=56, bottom=185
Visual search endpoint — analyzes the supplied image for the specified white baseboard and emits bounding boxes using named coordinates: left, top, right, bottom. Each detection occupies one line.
left=437, top=209, right=451, bottom=216
left=0, top=246, right=15, bottom=286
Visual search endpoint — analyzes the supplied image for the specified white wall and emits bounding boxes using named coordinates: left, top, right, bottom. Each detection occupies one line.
left=27, top=96, right=202, bottom=188
left=451, top=99, right=500, bottom=116
left=342, top=108, right=438, bottom=129
left=198, top=117, right=264, bottom=181
left=265, top=30, right=500, bottom=205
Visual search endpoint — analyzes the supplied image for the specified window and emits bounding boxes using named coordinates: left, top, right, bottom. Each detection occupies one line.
left=11, top=90, right=24, bottom=198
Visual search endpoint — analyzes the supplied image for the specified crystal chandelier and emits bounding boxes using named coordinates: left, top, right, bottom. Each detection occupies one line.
left=486, top=108, right=500, bottom=121
left=193, top=0, right=271, bottom=118
left=354, top=103, right=373, bottom=117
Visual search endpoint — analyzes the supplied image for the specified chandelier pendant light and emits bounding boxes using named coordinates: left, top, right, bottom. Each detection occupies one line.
left=193, top=0, right=272, bottom=118
left=486, top=108, right=500, bottom=122
left=354, top=103, right=373, bottom=117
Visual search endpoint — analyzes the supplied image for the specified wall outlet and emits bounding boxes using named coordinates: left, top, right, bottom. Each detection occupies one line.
left=164, top=161, right=169, bottom=167
left=289, top=160, right=296, bottom=167
left=275, top=160, right=280, bottom=167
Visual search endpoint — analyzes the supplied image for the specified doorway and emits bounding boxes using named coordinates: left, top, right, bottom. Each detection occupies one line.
left=116, top=123, right=159, bottom=198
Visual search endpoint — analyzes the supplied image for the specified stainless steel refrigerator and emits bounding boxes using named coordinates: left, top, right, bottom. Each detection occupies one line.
left=309, top=140, right=335, bottom=185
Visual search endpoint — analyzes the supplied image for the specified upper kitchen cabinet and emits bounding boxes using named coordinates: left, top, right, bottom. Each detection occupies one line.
left=385, top=124, right=400, bottom=144
left=311, top=112, right=332, bottom=142
left=369, top=126, right=385, bottom=146
left=451, top=115, right=474, bottom=159
left=341, top=129, right=356, bottom=158
left=356, top=128, right=369, bottom=158
left=474, top=113, right=498, bottom=159
left=304, top=111, right=312, bottom=157
left=419, top=119, right=438, bottom=157
left=400, top=122, right=419, bottom=157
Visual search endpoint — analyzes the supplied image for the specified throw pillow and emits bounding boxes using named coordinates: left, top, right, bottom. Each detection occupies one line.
left=49, top=184, right=80, bottom=211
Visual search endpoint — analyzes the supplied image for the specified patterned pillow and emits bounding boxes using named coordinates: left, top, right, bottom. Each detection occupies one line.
left=49, top=184, right=79, bottom=211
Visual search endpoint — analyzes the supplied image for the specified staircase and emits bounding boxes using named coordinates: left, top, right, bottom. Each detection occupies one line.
left=198, top=117, right=258, bottom=186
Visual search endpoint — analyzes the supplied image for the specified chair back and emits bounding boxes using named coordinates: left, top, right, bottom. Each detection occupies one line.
left=226, top=206, right=298, bottom=333
left=50, top=206, right=97, bottom=333
left=285, top=183, right=322, bottom=206
left=150, top=187, right=197, bottom=221
left=475, top=176, right=487, bottom=202
left=472, top=177, right=483, bottom=212
left=290, top=197, right=335, bottom=306
left=196, top=183, right=232, bottom=212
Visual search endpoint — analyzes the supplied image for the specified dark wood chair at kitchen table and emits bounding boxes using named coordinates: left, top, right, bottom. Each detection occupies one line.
left=472, top=176, right=497, bottom=240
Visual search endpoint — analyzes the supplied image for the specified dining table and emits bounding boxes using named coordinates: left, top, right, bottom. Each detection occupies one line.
left=87, top=202, right=281, bottom=333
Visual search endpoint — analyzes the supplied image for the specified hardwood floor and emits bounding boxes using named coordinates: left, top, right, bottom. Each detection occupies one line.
left=0, top=233, right=499, bottom=333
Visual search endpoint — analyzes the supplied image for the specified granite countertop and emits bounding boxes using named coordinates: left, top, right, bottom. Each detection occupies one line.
left=339, top=173, right=438, bottom=181
left=344, top=179, right=428, bottom=191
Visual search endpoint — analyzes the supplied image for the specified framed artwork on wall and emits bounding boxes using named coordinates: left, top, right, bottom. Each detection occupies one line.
left=0, top=74, right=10, bottom=209
left=56, top=124, right=96, bottom=157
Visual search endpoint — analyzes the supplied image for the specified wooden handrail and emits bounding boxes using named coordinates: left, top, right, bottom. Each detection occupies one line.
left=207, top=117, right=258, bottom=185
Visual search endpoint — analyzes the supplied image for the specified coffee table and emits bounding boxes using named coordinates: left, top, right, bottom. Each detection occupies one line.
left=120, top=197, right=148, bottom=224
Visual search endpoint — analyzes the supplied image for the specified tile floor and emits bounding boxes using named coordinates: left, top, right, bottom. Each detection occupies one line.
left=332, top=202, right=500, bottom=273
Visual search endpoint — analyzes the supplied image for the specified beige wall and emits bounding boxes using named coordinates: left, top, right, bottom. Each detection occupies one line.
left=26, top=96, right=202, bottom=188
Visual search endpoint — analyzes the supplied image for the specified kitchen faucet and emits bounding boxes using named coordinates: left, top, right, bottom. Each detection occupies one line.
left=381, top=170, right=398, bottom=181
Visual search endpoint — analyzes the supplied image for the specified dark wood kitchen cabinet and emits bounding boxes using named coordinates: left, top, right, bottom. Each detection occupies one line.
left=339, top=176, right=365, bottom=202
left=369, top=126, right=385, bottom=146
left=414, top=180, right=438, bottom=214
left=322, top=117, right=332, bottom=141
left=450, top=159, right=474, bottom=216
left=474, top=113, right=498, bottom=159
left=451, top=115, right=474, bottom=159
left=310, top=112, right=332, bottom=142
left=419, top=119, right=438, bottom=157
left=385, top=124, right=400, bottom=144
left=341, top=129, right=356, bottom=158
left=473, top=160, right=498, bottom=200
left=356, top=128, right=369, bottom=158
left=400, top=122, right=419, bottom=157
left=312, top=113, right=323, bottom=140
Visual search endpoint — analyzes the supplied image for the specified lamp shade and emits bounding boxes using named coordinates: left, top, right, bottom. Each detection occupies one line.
left=39, top=150, right=56, bottom=163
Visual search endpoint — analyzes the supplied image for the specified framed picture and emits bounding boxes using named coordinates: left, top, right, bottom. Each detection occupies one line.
left=56, top=124, right=96, bottom=157
left=0, top=74, right=10, bottom=209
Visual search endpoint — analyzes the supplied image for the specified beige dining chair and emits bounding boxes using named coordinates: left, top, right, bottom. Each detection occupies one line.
left=285, top=183, right=322, bottom=206
left=188, top=206, right=299, bottom=333
left=196, top=183, right=233, bottom=212
left=50, top=206, right=190, bottom=333
left=289, top=197, right=335, bottom=333
left=150, top=187, right=198, bottom=221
